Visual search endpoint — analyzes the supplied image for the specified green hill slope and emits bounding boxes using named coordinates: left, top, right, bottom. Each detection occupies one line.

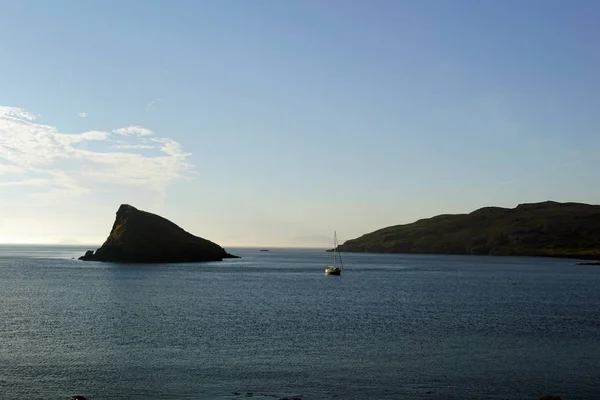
left=336, top=201, right=600, bottom=259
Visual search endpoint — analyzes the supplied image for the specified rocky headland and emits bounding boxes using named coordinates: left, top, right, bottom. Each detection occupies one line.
left=333, top=201, right=600, bottom=260
left=79, top=204, right=238, bottom=263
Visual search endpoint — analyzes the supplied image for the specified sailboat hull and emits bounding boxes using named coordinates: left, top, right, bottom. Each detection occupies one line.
left=325, top=266, right=341, bottom=275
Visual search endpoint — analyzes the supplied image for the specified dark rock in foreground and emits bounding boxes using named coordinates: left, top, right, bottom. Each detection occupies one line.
left=79, top=204, right=239, bottom=263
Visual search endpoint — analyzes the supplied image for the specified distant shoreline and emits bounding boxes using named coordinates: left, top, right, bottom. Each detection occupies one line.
left=328, top=249, right=600, bottom=262
left=0, top=243, right=330, bottom=250
left=2, top=244, right=596, bottom=261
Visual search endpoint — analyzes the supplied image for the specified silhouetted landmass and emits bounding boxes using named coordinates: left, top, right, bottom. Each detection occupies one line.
left=334, top=201, right=600, bottom=259
left=79, top=204, right=238, bottom=263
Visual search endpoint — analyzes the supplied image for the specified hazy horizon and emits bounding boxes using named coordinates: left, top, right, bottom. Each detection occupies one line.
left=1, top=1, right=599, bottom=246
left=0, top=242, right=331, bottom=249
left=0, top=198, right=594, bottom=247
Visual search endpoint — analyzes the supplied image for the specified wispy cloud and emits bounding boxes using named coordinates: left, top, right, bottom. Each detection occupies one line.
left=146, top=98, right=161, bottom=110
left=113, top=126, right=154, bottom=136
left=78, top=112, right=88, bottom=118
left=0, top=106, right=193, bottom=201
left=115, top=144, right=156, bottom=150
left=0, top=164, right=26, bottom=175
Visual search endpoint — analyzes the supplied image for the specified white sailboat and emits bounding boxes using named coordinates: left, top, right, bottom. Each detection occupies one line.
left=325, top=231, right=343, bottom=275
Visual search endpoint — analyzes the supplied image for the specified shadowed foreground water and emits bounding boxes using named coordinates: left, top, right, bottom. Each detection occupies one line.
left=1, top=246, right=599, bottom=400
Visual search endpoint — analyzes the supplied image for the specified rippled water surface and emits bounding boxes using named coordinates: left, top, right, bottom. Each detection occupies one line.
left=1, top=245, right=599, bottom=400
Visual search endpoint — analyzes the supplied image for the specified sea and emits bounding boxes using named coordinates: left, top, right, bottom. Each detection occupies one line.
left=0, top=245, right=599, bottom=400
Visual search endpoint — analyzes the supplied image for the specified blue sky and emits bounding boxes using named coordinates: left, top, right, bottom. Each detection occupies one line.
left=0, top=0, right=599, bottom=246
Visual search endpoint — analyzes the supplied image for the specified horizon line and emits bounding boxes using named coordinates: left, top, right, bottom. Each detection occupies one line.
left=0, top=242, right=331, bottom=249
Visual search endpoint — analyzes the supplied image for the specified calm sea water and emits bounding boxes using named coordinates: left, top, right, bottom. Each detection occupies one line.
left=1, top=245, right=599, bottom=400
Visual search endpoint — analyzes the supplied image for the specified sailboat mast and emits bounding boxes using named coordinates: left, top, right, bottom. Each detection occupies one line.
left=333, top=231, right=337, bottom=268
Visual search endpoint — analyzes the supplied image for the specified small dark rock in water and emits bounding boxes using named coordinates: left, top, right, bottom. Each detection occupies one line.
left=232, top=392, right=241, bottom=395
left=71, top=396, right=87, bottom=400
left=82, top=250, right=94, bottom=259
left=538, top=397, right=562, bottom=400
left=577, top=261, right=600, bottom=266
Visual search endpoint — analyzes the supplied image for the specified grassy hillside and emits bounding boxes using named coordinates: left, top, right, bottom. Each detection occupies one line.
left=336, top=201, right=600, bottom=259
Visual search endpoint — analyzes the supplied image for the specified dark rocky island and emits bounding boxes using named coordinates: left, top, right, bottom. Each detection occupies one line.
left=79, top=204, right=238, bottom=263
left=333, top=201, right=600, bottom=259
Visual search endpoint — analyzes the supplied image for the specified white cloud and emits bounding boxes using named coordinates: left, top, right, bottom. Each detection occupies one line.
left=78, top=112, right=88, bottom=118
left=115, top=144, right=156, bottom=150
left=58, top=130, right=110, bottom=145
left=0, top=164, right=25, bottom=175
left=0, top=106, right=193, bottom=200
left=113, top=125, right=154, bottom=136
left=0, top=106, right=36, bottom=121
left=150, top=138, right=191, bottom=158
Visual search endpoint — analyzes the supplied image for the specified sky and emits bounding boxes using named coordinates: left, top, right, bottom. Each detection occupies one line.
left=0, top=0, right=599, bottom=247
